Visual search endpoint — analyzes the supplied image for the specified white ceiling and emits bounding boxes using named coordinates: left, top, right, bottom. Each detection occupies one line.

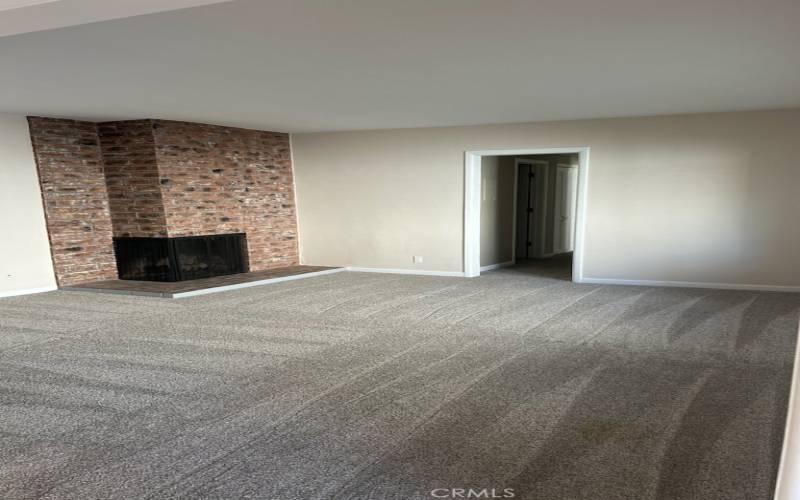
left=1, top=0, right=798, bottom=132
left=0, top=0, right=233, bottom=37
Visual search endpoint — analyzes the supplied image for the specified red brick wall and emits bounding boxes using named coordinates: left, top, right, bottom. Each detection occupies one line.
left=27, top=117, right=118, bottom=286
left=152, top=120, right=299, bottom=270
left=98, top=120, right=168, bottom=237
left=28, top=117, right=299, bottom=284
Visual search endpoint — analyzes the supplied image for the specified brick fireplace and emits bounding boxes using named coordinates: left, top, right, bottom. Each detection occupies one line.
left=28, top=117, right=299, bottom=286
left=113, top=233, right=247, bottom=282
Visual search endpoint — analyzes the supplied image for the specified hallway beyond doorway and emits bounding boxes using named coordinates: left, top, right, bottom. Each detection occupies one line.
left=512, top=253, right=573, bottom=281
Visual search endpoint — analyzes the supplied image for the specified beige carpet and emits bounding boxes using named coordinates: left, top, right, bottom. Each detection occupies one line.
left=1, top=267, right=798, bottom=499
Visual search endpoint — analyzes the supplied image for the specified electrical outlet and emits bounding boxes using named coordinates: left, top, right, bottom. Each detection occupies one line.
left=413, top=256, right=423, bottom=264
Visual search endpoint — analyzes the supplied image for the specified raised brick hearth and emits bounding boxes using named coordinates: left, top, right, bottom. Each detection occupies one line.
left=28, top=117, right=299, bottom=286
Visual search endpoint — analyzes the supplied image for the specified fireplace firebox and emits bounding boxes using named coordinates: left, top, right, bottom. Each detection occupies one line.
left=113, top=233, right=247, bottom=282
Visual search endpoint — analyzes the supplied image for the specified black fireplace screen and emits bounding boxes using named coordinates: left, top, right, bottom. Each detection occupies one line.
left=114, top=233, right=247, bottom=282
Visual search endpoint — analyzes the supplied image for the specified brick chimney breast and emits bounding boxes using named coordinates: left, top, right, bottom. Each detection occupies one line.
left=28, top=117, right=299, bottom=285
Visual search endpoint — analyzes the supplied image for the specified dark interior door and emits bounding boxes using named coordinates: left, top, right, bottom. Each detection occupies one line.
left=516, top=163, right=536, bottom=259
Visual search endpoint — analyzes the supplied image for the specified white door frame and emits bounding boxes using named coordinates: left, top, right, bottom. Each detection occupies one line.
left=464, top=147, right=590, bottom=280
left=553, top=162, right=580, bottom=255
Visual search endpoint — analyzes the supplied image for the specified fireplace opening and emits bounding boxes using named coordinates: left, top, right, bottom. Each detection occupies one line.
left=113, top=233, right=247, bottom=282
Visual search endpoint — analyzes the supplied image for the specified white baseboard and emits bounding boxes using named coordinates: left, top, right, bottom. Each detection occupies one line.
left=0, top=285, right=58, bottom=299
left=775, top=324, right=800, bottom=500
left=346, top=267, right=464, bottom=277
left=577, top=277, right=800, bottom=293
left=480, top=261, right=514, bottom=272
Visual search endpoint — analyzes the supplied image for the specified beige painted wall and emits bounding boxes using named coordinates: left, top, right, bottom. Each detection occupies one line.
left=0, top=113, right=56, bottom=295
left=292, top=109, right=800, bottom=287
left=479, top=156, right=514, bottom=267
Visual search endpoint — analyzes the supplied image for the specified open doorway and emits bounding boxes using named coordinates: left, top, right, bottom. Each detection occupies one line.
left=513, top=156, right=579, bottom=279
left=463, top=148, right=589, bottom=280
